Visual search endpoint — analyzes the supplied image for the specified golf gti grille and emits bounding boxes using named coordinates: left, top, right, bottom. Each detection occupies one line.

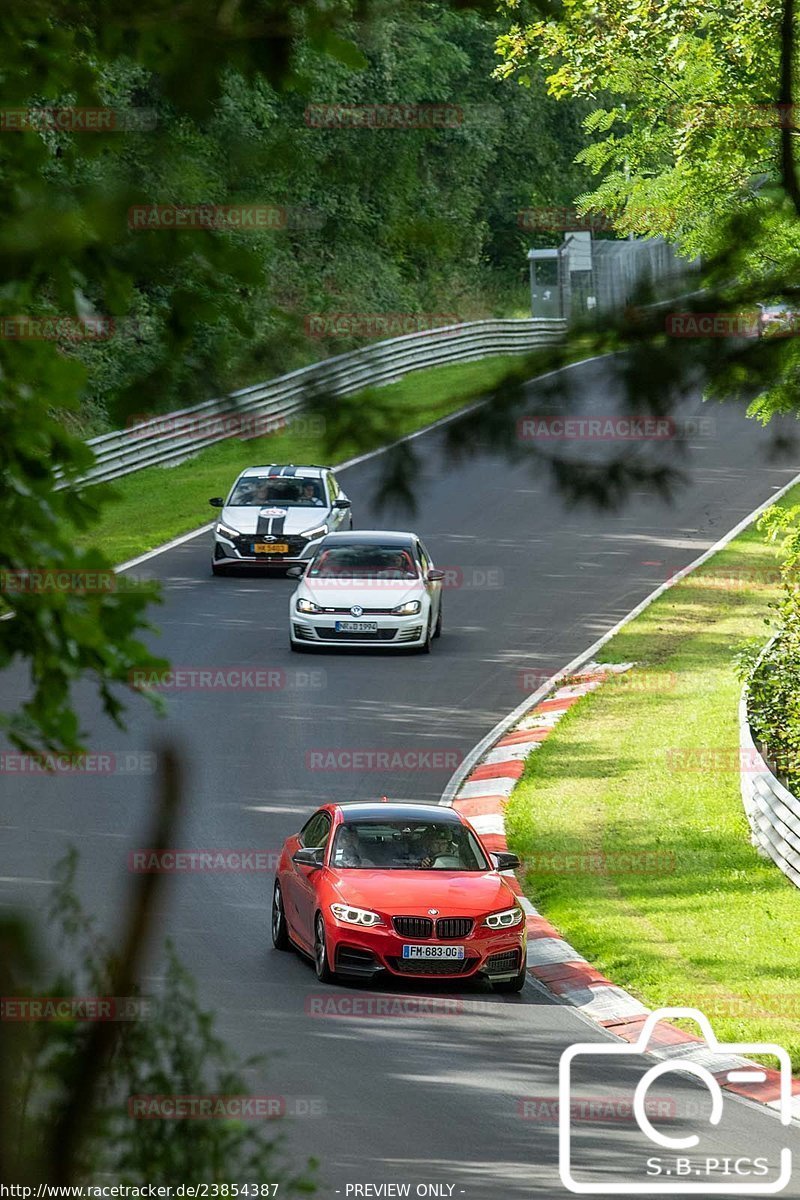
left=393, top=916, right=434, bottom=938
left=436, top=918, right=473, bottom=939
left=315, top=627, right=398, bottom=642
left=390, top=957, right=479, bottom=977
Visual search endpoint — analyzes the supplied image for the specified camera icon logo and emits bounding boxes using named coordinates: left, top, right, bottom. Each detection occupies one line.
left=559, top=1007, right=793, bottom=1194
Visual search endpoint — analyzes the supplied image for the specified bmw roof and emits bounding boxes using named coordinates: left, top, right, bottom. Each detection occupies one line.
left=239, top=464, right=330, bottom=478
left=336, top=801, right=463, bottom=823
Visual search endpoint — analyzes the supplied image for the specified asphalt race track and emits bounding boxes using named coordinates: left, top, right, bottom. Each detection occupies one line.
left=3, top=357, right=800, bottom=1198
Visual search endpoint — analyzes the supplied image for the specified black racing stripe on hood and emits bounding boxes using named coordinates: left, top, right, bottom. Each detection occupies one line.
left=255, top=512, right=287, bottom=535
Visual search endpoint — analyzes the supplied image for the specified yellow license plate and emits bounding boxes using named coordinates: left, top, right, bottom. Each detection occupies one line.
left=254, top=543, right=289, bottom=553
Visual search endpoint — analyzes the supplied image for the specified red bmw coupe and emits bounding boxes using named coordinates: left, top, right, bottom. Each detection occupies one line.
left=271, top=800, right=527, bottom=991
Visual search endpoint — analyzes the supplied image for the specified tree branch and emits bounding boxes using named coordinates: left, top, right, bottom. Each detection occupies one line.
left=50, top=744, right=183, bottom=1183
left=780, top=0, right=800, bottom=214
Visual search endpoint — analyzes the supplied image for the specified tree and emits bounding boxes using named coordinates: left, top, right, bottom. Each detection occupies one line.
left=495, top=0, right=789, bottom=266
left=0, top=748, right=315, bottom=1189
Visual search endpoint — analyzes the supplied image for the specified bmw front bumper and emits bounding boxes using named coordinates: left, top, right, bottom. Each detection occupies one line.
left=327, top=920, right=526, bottom=981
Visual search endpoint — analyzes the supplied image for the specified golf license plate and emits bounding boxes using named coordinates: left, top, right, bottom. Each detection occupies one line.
left=335, top=620, right=378, bottom=632
left=253, top=543, right=288, bottom=553
left=402, top=945, right=465, bottom=960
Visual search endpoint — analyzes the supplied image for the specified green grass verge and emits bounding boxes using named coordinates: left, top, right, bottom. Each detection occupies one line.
left=505, top=484, right=800, bottom=1068
left=79, top=342, right=592, bottom=565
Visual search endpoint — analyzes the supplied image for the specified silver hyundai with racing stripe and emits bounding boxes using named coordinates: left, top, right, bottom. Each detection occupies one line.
left=209, top=464, right=352, bottom=575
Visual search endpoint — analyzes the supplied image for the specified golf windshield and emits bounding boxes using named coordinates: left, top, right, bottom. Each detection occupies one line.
left=309, top=546, right=418, bottom=579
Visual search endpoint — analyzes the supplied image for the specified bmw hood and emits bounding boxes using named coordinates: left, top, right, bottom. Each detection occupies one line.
left=219, top=506, right=330, bottom=537
left=326, top=870, right=518, bottom=915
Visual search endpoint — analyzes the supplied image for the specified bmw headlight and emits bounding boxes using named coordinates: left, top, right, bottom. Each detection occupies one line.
left=483, top=906, right=524, bottom=929
left=392, top=599, right=421, bottom=615
left=301, top=524, right=328, bottom=541
left=215, top=521, right=240, bottom=540
left=330, top=903, right=384, bottom=927
left=296, top=597, right=321, bottom=614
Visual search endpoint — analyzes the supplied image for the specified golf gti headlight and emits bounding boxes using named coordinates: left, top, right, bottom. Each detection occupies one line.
left=483, top=906, right=524, bottom=929
left=216, top=522, right=240, bottom=540
left=330, top=904, right=384, bottom=927
left=392, top=599, right=421, bottom=615
left=296, top=597, right=321, bottom=614
left=301, top=524, right=328, bottom=541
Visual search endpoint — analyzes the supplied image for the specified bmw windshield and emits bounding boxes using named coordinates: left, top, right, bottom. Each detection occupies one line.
left=330, top=820, right=490, bottom=870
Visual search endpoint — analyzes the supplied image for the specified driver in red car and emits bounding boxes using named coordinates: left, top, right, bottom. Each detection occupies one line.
left=418, top=828, right=459, bottom=869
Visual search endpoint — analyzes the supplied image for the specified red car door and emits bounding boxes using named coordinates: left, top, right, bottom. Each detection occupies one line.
left=288, top=810, right=332, bottom=949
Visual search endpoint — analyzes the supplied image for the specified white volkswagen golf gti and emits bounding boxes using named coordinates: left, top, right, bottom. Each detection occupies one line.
left=288, top=531, right=444, bottom=653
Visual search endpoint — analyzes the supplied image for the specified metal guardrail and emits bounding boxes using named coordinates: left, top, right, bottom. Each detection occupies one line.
left=77, top=318, right=566, bottom=486
left=739, top=651, right=800, bottom=889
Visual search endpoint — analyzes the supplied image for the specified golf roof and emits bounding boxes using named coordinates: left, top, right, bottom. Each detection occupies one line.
left=318, top=530, right=418, bottom=546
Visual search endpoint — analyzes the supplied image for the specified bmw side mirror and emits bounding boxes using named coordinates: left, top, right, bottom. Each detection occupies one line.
left=492, top=851, right=521, bottom=871
left=292, top=846, right=325, bottom=868
left=209, top=497, right=225, bottom=508
left=332, top=498, right=351, bottom=509
left=286, top=565, right=305, bottom=579
left=427, top=569, right=445, bottom=582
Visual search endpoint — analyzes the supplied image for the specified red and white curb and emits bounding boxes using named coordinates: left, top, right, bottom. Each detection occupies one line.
left=449, top=661, right=800, bottom=1122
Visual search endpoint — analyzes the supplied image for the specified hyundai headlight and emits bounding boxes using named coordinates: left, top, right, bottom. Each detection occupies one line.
left=330, top=903, right=384, bottom=927
left=216, top=522, right=240, bottom=540
left=483, top=906, right=524, bottom=929
left=392, top=599, right=421, bottom=615
left=301, top=524, right=328, bottom=541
